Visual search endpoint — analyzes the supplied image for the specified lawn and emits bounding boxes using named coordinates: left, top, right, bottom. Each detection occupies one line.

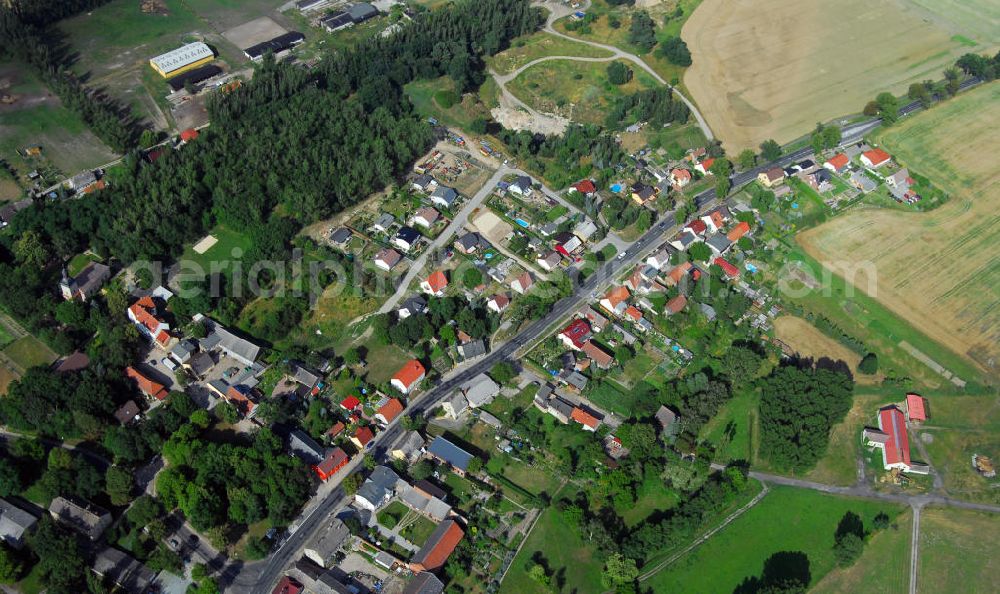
left=404, top=77, right=492, bottom=132
left=179, top=225, right=252, bottom=276
left=700, top=389, right=757, bottom=464
left=362, top=343, right=413, bottom=386
left=919, top=395, right=1000, bottom=503
left=499, top=498, right=606, bottom=594
left=67, top=252, right=102, bottom=277
left=811, top=508, right=912, bottom=594
left=377, top=501, right=410, bottom=530
left=486, top=31, right=613, bottom=75
left=399, top=515, right=437, bottom=547
left=918, top=507, right=1000, bottom=594
left=583, top=378, right=643, bottom=417
left=507, top=59, right=658, bottom=125
left=643, top=486, right=906, bottom=593
left=3, top=335, right=58, bottom=371
left=621, top=476, right=681, bottom=528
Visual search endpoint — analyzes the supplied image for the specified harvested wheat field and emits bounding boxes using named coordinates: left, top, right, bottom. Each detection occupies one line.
left=773, top=316, right=879, bottom=384
left=682, top=0, right=983, bottom=149
left=798, top=83, right=1000, bottom=380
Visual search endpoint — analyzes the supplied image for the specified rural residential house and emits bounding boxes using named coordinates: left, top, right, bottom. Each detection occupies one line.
left=426, top=437, right=474, bottom=476
left=487, top=294, right=510, bottom=313
left=0, top=498, right=37, bottom=549
left=462, top=374, right=500, bottom=408
left=536, top=250, right=562, bottom=272
left=351, top=426, right=375, bottom=450
left=355, top=466, right=402, bottom=511
left=509, top=175, right=533, bottom=196
left=600, top=286, right=631, bottom=316
left=860, top=148, right=891, bottom=168
left=392, top=431, right=426, bottom=463
left=430, top=186, right=459, bottom=209
left=304, top=518, right=350, bottom=568
left=824, top=153, right=850, bottom=173
left=398, top=295, right=427, bottom=319
left=413, top=207, right=440, bottom=228
left=127, top=295, right=171, bottom=347
left=665, top=294, right=688, bottom=316
left=572, top=179, right=596, bottom=196
left=314, top=447, right=350, bottom=482
left=571, top=407, right=600, bottom=431
left=510, top=271, right=534, bottom=294
left=757, top=167, right=785, bottom=188
left=864, top=405, right=929, bottom=474
left=375, top=248, right=402, bottom=271
left=421, top=270, right=449, bottom=296
left=441, top=392, right=469, bottom=419
left=581, top=340, right=615, bottom=369
left=49, top=497, right=111, bottom=540
left=695, top=158, right=715, bottom=175
left=394, top=226, right=421, bottom=252
left=375, top=398, right=404, bottom=425
left=392, top=359, right=426, bottom=394
left=92, top=547, right=156, bottom=593
left=559, top=319, right=592, bottom=350
left=670, top=168, right=692, bottom=189
left=125, top=366, right=168, bottom=401
left=408, top=519, right=464, bottom=573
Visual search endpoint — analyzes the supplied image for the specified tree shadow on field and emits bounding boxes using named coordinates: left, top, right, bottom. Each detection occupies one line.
left=732, top=550, right=811, bottom=594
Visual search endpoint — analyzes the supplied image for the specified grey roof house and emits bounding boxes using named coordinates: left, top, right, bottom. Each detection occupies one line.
left=355, top=465, right=402, bottom=511
left=427, top=436, right=474, bottom=475
left=0, top=498, right=37, bottom=549
left=304, top=518, right=351, bottom=568
left=49, top=497, right=112, bottom=540
left=289, top=429, right=326, bottom=465
left=462, top=373, right=499, bottom=408
left=92, top=547, right=156, bottom=593
left=430, top=186, right=458, bottom=209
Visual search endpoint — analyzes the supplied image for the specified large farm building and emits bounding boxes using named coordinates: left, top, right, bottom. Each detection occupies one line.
left=149, top=42, right=214, bottom=78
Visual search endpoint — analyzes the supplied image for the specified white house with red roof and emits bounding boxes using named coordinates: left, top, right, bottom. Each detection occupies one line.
left=824, top=153, right=850, bottom=173
left=600, top=286, right=631, bottom=316
left=695, top=158, right=715, bottom=175
left=864, top=405, right=929, bottom=474
left=713, top=257, right=740, bottom=279
left=670, top=168, right=691, bottom=189
left=572, top=179, right=596, bottom=196
left=391, top=359, right=426, bottom=394
left=127, top=296, right=171, bottom=347
left=558, top=319, right=592, bottom=351
left=510, top=271, right=534, bottom=295
left=420, top=270, right=448, bottom=296
left=860, top=148, right=891, bottom=168
left=487, top=293, right=510, bottom=313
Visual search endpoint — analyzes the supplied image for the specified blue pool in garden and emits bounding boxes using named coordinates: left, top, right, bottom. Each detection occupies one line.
left=515, top=218, right=530, bottom=228
left=745, top=263, right=758, bottom=273
left=610, top=183, right=623, bottom=193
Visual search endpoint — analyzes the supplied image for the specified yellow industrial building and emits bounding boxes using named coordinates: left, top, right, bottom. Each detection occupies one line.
left=149, top=42, right=215, bottom=78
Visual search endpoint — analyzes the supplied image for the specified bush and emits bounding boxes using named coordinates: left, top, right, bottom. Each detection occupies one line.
left=606, top=61, right=633, bottom=85
left=658, top=36, right=692, bottom=66
left=858, top=353, right=878, bottom=375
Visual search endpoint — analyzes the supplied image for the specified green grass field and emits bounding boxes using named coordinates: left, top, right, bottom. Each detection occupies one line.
left=58, top=0, right=203, bottom=78
left=361, top=343, right=413, bottom=386
left=67, top=252, right=102, bottom=277
left=499, top=498, right=606, bottom=594
left=811, top=508, right=912, bottom=594
left=3, top=335, right=58, bottom=371
left=404, top=77, right=493, bottom=131
left=400, top=515, right=437, bottom=547
left=179, top=225, right=252, bottom=275
left=643, top=486, right=906, bottom=593
left=700, top=389, right=758, bottom=464
left=0, top=323, right=14, bottom=350
left=486, top=31, right=613, bottom=75
left=507, top=59, right=657, bottom=125
left=0, top=64, right=118, bottom=175
left=918, top=507, right=1000, bottom=594
left=919, top=395, right=1000, bottom=503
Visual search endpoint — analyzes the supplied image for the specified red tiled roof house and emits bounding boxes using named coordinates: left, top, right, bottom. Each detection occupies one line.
left=391, top=359, right=426, bottom=394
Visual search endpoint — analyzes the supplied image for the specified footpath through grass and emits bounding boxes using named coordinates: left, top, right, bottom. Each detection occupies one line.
left=642, top=486, right=906, bottom=593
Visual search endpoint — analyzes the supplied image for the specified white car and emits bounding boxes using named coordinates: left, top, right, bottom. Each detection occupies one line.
left=162, top=358, right=179, bottom=371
